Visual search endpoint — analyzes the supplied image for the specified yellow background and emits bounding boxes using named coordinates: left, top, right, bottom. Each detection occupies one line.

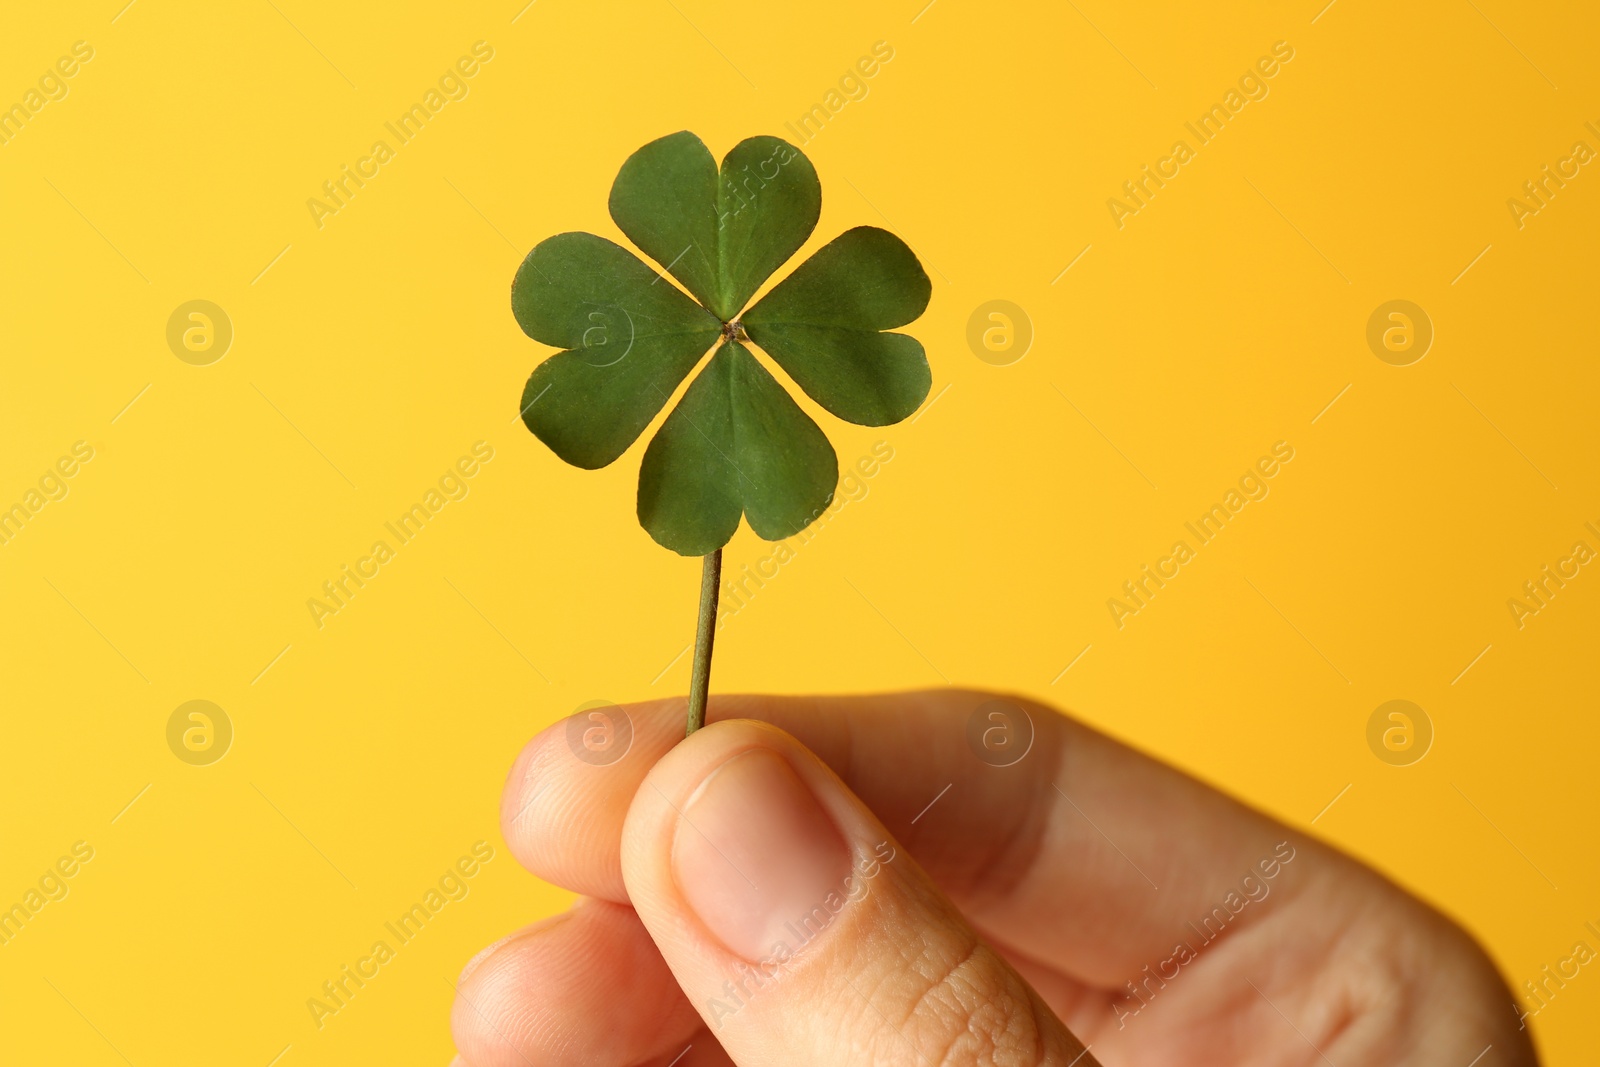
left=1, top=0, right=1596, bottom=1062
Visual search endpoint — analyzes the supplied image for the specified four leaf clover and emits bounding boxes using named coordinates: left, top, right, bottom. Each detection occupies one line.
left=513, top=131, right=932, bottom=555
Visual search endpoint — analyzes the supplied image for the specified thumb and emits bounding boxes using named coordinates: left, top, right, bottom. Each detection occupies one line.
left=620, top=718, right=1099, bottom=1067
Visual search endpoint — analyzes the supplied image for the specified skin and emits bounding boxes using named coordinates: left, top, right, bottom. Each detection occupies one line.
left=448, top=690, right=1539, bottom=1066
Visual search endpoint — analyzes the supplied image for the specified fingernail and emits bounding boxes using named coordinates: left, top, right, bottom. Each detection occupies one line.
left=458, top=907, right=576, bottom=986
left=671, top=748, right=850, bottom=960
left=457, top=933, right=515, bottom=986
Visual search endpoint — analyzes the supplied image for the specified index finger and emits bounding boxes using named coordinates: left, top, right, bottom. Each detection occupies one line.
left=503, top=689, right=1333, bottom=983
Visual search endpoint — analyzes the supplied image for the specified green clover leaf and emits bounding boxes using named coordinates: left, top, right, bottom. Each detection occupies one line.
left=513, top=131, right=931, bottom=556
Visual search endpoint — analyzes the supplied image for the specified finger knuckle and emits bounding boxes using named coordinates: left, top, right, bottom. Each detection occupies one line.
left=898, top=940, right=1054, bottom=1067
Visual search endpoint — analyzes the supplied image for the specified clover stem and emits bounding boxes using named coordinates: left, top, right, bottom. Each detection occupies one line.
left=686, top=548, right=722, bottom=736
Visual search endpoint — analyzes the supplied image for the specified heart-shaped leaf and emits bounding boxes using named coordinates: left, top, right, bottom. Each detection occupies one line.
left=609, top=132, right=820, bottom=321
left=743, top=226, right=932, bottom=426
left=637, top=341, right=838, bottom=555
left=714, top=136, right=821, bottom=319
left=513, top=231, right=721, bottom=469
left=608, top=131, right=721, bottom=314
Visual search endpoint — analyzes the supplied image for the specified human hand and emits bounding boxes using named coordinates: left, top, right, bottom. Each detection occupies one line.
left=449, top=691, right=1537, bottom=1066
